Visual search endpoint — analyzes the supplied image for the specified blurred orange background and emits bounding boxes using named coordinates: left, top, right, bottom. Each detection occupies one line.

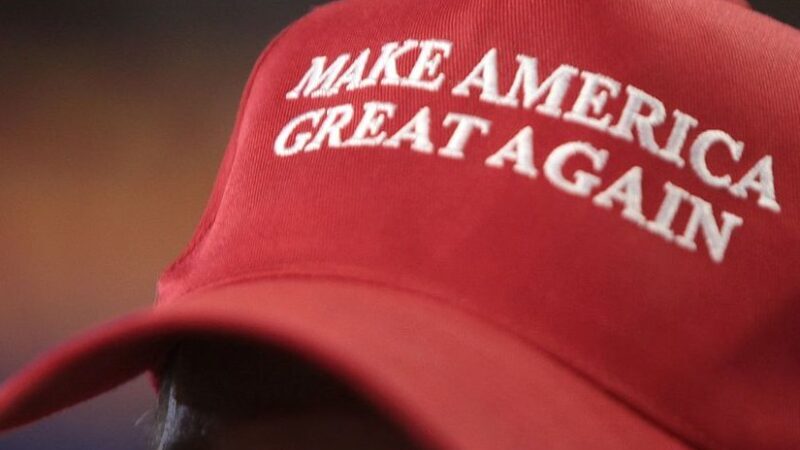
left=0, top=1, right=795, bottom=449
left=0, top=2, right=326, bottom=448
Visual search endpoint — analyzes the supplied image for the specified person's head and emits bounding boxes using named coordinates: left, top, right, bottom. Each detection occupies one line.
left=153, top=337, right=426, bottom=450
left=1, top=2, right=799, bottom=450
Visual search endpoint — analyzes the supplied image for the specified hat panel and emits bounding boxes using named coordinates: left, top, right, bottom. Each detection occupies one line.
left=157, top=1, right=800, bottom=448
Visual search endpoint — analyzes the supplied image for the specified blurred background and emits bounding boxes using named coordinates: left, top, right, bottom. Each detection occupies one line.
left=0, top=1, right=795, bottom=449
left=0, top=1, right=329, bottom=448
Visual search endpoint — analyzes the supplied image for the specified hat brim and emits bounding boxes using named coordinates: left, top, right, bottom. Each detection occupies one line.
left=0, top=277, right=692, bottom=450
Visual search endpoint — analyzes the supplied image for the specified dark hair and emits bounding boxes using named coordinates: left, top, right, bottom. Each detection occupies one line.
left=151, top=336, right=421, bottom=450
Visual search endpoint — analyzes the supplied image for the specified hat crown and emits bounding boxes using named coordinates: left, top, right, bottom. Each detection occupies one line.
left=157, top=1, right=800, bottom=449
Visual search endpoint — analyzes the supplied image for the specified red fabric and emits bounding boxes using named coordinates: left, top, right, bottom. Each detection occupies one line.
left=722, top=0, right=751, bottom=7
left=1, top=0, right=798, bottom=449
left=0, top=279, right=692, bottom=450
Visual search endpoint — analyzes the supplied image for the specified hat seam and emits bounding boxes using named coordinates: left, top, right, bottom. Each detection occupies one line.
left=155, top=2, right=349, bottom=295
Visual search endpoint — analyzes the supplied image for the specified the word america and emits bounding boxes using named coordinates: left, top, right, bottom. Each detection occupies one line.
left=276, top=39, right=780, bottom=263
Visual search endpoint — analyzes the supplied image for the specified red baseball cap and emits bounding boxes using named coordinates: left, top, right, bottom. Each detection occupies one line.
left=1, top=0, right=798, bottom=449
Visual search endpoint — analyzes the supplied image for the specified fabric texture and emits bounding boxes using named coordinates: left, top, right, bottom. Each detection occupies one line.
left=1, top=1, right=798, bottom=449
